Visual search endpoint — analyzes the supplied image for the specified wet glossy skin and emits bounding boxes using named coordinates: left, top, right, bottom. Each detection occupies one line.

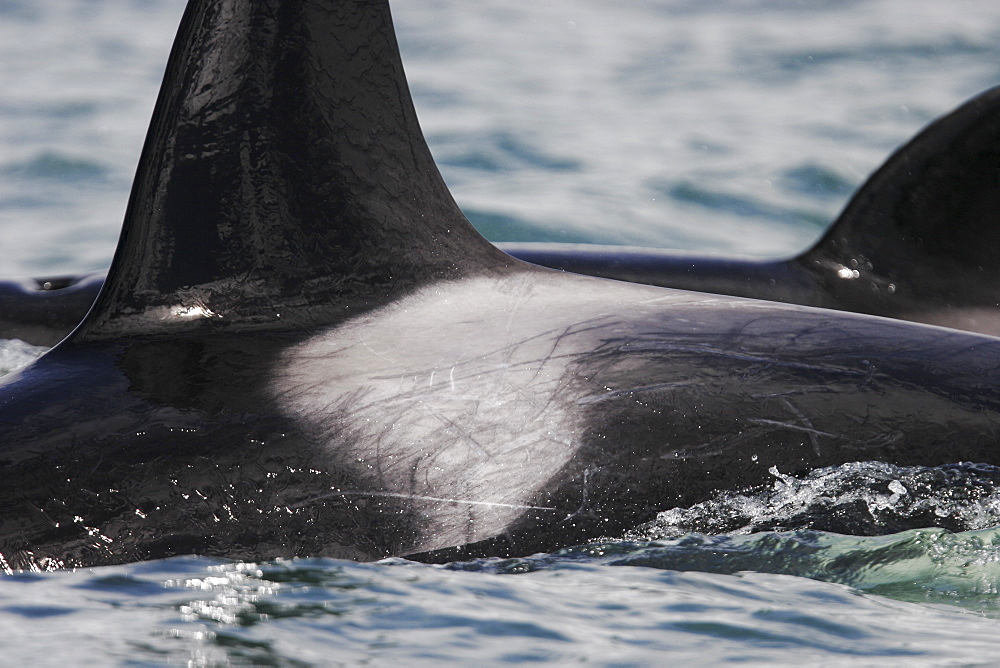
left=9, top=82, right=1000, bottom=343
left=9, top=83, right=1000, bottom=345
left=2, top=0, right=1000, bottom=570
left=9, top=85, right=1000, bottom=344
left=5, top=268, right=1000, bottom=568
left=502, top=87, right=1000, bottom=338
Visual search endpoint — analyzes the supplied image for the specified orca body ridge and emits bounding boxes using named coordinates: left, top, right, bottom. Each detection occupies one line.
left=2, top=0, right=1000, bottom=570
left=503, top=86, right=1000, bottom=338
left=9, top=86, right=1000, bottom=343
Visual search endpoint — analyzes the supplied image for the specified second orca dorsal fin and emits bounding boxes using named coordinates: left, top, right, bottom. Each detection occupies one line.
left=72, top=0, right=509, bottom=342
left=797, top=87, right=1000, bottom=317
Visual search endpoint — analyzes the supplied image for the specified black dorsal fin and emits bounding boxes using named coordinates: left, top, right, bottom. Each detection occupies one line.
left=72, top=0, right=509, bottom=341
left=796, top=87, right=1000, bottom=316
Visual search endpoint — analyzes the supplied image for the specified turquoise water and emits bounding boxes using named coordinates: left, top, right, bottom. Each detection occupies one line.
left=4, top=0, right=1000, bottom=664
left=4, top=533, right=1000, bottom=665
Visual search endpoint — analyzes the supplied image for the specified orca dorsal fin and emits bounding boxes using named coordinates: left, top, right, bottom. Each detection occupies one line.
left=797, top=87, right=1000, bottom=317
left=73, top=0, right=509, bottom=341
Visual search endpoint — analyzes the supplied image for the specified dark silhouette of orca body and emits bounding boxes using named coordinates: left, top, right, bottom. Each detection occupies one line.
left=2, top=0, right=1000, bottom=570
left=9, top=86, right=1000, bottom=343
left=9, top=84, right=1000, bottom=345
left=504, top=86, right=1000, bottom=338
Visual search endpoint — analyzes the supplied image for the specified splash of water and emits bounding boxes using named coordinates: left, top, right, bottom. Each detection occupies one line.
left=0, top=339, right=47, bottom=376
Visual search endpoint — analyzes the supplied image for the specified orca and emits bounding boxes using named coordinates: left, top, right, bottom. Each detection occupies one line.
left=7, top=85, right=1000, bottom=344
left=502, top=86, right=1000, bottom=339
left=2, top=0, right=1000, bottom=571
left=504, top=84, right=1000, bottom=338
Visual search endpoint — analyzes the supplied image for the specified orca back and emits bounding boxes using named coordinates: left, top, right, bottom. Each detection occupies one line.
left=502, top=87, right=1000, bottom=336
left=796, top=86, right=1000, bottom=321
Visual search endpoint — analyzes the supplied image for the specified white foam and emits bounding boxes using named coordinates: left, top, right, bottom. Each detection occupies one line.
left=0, top=339, right=48, bottom=377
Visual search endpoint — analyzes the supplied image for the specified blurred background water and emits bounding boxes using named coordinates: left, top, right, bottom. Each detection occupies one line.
left=4, top=0, right=1000, bottom=664
left=4, top=0, right=1000, bottom=275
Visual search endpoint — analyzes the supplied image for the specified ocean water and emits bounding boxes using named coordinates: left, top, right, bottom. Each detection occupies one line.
left=4, top=0, right=1000, bottom=664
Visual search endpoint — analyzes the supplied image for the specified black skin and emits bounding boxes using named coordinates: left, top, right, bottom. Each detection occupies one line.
left=0, top=334, right=422, bottom=569
left=0, top=0, right=510, bottom=569
left=9, top=86, right=1000, bottom=344
left=3, top=0, right=1000, bottom=570
left=504, top=87, right=1000, bottom=339
left=4, top=283, right=1000, bottom=569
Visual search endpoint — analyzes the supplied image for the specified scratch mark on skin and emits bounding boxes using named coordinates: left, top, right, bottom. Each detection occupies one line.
left=357, top=336, right=589, bottom=413
left=619, top=342, right=869, bottom=377
left=636, top=294, right=730, bottom=308
left=426, top=407, right=492, bottom=458
left=746, top=418, right=843, bottom=442
left=577, top=382, right=696, bottom=406
left=780, top=397, right=826, bottom=455
left=363, top=316, right=618, bottom=383
left=529, top=322, right=588, bottom=384
left=501, top=375, right=567, bottom=425
left=287, top=491, right=558, bottom=511
left=361, top=339, right=396, bottom=364
left=858, top=361, right=877, bottom=391
left=751, top=388, right=836, bottom=399
left=275, top=278, right=724, bottom=551
left=561, top=468, right=595, bottom=522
